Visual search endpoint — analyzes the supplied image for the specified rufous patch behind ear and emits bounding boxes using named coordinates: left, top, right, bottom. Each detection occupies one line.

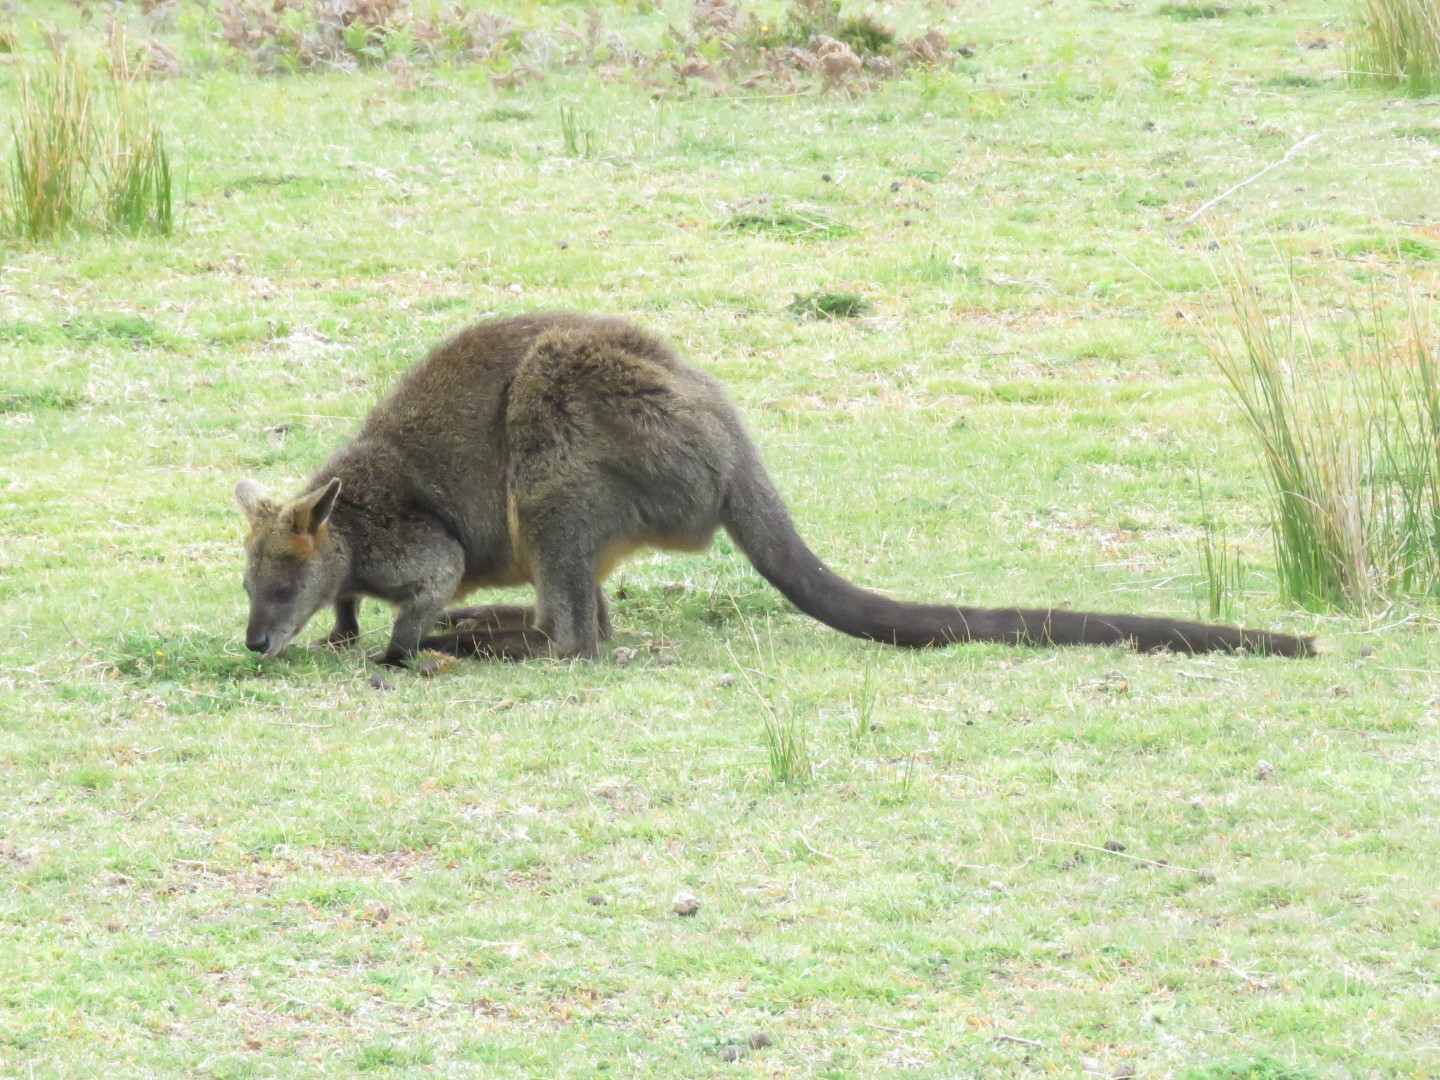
left=291, top=477, right=342, bottom=535
left=235, top=478, right=272, bottom=522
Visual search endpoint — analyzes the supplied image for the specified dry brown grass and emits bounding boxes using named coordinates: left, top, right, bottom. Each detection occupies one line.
left=210, top=0, right=964, bottom=90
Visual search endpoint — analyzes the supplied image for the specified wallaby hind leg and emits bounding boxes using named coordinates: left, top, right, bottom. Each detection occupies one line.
left=530, top=545, right=603, bottom=659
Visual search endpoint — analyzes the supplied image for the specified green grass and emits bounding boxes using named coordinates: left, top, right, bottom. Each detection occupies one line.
left=1, top=1, right=1438, bottom=1077
left=1348, top=0, right=1440, bottom=95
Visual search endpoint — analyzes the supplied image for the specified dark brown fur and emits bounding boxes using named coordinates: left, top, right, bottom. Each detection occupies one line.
left=236, top=313, right=1317, bottom=665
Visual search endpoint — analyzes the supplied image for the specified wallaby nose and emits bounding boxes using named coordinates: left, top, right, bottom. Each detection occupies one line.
left=246, top=631, right=270, bottom=654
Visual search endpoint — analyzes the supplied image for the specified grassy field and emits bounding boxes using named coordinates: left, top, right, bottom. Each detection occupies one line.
left=2, top=1, right=1438, bottom=1076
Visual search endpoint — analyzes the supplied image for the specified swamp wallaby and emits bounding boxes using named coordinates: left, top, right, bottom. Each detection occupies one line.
left=235, top=312, right=1316, bottom=665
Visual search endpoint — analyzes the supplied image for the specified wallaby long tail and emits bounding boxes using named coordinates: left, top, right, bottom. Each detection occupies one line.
left=721, top=450, right=1316, bottom=658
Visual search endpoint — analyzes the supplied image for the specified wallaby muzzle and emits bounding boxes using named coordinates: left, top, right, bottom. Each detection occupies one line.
left=246, top=620, right=295, bottom=658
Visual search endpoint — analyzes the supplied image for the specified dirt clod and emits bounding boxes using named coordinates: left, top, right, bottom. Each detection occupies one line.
left=368, top=674, right=393, bottom=691
left=718, top=1044, right=744, bottom=1062
left=1103, top=839, right=1126, bottom=853
left=748, top=1032, right=773, bottom=1050
left=361, top=899, right=390, bottom=924
left=1256, top=758, right=1275, bottom=780
left=613, top=647, right=637, bottom=666
left=586, top=894, right=606, bottom=906
left=673, top=891, right=700, bottom=916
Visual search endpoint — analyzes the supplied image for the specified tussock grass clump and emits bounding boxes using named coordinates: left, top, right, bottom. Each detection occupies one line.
left=761, top=710, right=812, bottom=786
left=558, top=104, right=599, bottom=159
left=6, top=50, right=93, bottom=241
left=104, top=50, right=173, bottom=235
left=1347, top=0, right=1440, bottom=95
left=1211, top=259, right=1440, bottom=610
left=1195, top=480, right=1245, bottom=620
left=3, top=44, right=174, bottom=241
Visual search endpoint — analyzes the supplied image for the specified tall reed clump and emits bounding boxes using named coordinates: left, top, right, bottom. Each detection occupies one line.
left=1347, top=0, right=1440, bottom=95
left=104, top=47, right=173, bottom=236
left=6, top=49, right=94, bottom=240
left=4, top=44, right=173, bottom=241
left=1211, top=258, right=1440, bottom=611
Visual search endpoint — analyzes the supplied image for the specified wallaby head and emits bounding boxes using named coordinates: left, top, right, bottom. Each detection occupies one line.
left=235, top=477, right=346, bottom=658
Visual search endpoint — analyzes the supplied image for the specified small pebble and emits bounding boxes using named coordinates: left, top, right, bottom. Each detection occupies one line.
left=717, top=673, right=737, bottom=687
left=1197, top=869, right=1218, bottom=884
left=821, top=172, right=832, bottom=182
left=718, top=1044, right=744, bottom=1062
left=654, top=651, right=680, bottom=667
left=673, top=891, right=700, bottom=916
left=1256, top=758, right=1275, bottom=780
left=585, top=895, right=607, bottom=906
left=368, top=674, right=392, bottom=691
left=417, top=660, right=440, bottom=678
left=748, top=1032, right=773, bottom=1050
left=1103, top=839, right=1126, bottom=853
left=889, top=180, right=901, bottom=192
left=1113, top=1066, right=1137, bottom=1079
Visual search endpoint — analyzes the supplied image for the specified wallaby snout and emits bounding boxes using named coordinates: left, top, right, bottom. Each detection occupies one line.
left=245, top=626, right=272, bottom=655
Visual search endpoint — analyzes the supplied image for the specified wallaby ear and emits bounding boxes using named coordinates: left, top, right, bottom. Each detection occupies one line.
left=292, top=477, right=342, bottom=535
left=234, top=478, right=272, bottom=522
